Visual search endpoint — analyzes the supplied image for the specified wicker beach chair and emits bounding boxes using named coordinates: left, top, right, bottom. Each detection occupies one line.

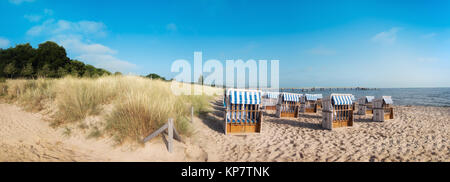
left=224, top=89, right=263, bottom=135
left=351, top=95, right=357, bottom=111
left=357, top=96, right=375, bottom=115
left=301, top=94, right=322, bottom=113
left=262, top=91, right=280, bottom=113
left=322, top=94, right=354, bottom=130
left=276, top=93, right=302, bottom=118
left=317, top=94, right=323, bottom=109
left=373, top=96, right=394, bottom=122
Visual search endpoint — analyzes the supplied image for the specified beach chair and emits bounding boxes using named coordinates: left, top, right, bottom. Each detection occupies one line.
left=373, top=96, right=394, bottom=122
left=301, top=94, right=322, bottom=113
left=317, top=94, right=323, bottom=109
left=262, top=91, right=279, bottom=113
left=224, top=89, right=263, bottom=135
left=357, top=96, right=375, bottom=115
left=276, top=93, right=302, bottom=118
left=322, top=94, right=354, bottom=130
left=351, top=95, right=357, bottom=111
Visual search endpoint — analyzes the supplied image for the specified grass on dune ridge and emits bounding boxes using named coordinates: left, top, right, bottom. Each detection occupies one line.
left=0, top=76, right=221, bottom=144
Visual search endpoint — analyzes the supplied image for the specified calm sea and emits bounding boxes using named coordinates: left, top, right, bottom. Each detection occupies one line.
left=290, top=88, right=450, bottom=107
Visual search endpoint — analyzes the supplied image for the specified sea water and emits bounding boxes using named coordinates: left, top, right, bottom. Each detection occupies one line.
left=291, top=88, right=450, bottom=107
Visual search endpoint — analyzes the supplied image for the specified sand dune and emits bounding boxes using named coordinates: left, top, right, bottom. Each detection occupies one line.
left=0, top=101, right=449, bottom=162
left=0, top=103, right=207, bottom=162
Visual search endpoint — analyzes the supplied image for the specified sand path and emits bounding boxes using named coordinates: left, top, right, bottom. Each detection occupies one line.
left=0, top=103, right=207, bottom=162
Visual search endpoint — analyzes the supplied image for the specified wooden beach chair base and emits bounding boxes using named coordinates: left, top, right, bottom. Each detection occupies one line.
left=366, top=109, right=373, bottom=115
left=304, top=105, right=318, bottom=113
left=373, top=108, right=394, bottom=122
left=280, top=112, right=298, bottom=118
left=265, top=106, right=276, bottom=111
left=226, top=123, right=261, bottom=135
left=384, top=108, right=394, bottom=120
left=332, top=120, right=353, bottom=128
left=322, top=103, right=354, bottom=130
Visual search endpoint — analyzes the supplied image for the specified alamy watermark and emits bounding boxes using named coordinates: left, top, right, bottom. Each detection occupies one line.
left=170, top=52, right=279, bottom=95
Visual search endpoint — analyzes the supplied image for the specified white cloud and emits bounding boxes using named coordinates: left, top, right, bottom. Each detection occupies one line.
left=26, top=18, right=136, bottom=73
left=24, top=14, right=42, bottom=22
left=0, top=37, right=10, bottom=48
left=27, top=19, right=107, bottom=37
left=306, top=47, right=336, bottom=55
left=53, top=36, right=136, bottom=73
left=77, top=54, right=137, bottom=73
left=371, top=27, right=401, bottom=44
left=23, top=9, right=54, bottom=22
left=166, top=23, right=177, bottom=32
left=9, top=0, right=35, bottom=5
left=52, top=35, right=116, bottom=55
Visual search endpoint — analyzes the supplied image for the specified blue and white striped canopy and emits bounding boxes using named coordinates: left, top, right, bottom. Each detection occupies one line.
left=227, top=89, right=262, bottom=105
left=305, top=94, right=322, bottom=101
left=317, top=94, right=323, bottom=99
left=366, top=96, right=375, bottom=103
left=264, top=92, right=280, bottom=99
left=383, top=96, right=394, bottom=105
left=331, top=94, right=353, bottom=105
left=282, top=93, right=302, bottom=102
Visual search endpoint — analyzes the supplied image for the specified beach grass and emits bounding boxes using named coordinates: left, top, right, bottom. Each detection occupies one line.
left=0, top=75, right=222, bottom=144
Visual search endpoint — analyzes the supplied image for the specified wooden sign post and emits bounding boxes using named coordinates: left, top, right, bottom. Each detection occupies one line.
left=142, top=118, right=183, bottom=153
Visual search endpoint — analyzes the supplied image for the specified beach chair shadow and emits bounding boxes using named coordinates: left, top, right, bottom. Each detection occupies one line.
left=198, top=111, right=225, bottom=134
left=355, top=118, right=378, bottom=123
left=264, top=113, right=277, bottom=117
left=298, top=113, right=322, bottom=119
left=266, top=118, right=325, bottom=131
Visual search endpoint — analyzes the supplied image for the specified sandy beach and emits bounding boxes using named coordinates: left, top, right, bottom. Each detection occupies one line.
left=0, top=100, right=449, bottom=162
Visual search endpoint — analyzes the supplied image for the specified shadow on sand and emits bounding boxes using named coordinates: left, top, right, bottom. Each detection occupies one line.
left=265, top=117, right=325, bottom=131
left=298, top=113, right=322, bottom=119
left=197, top=100, right=225, bottom=134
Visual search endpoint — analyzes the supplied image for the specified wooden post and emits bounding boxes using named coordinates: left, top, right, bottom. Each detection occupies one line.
left=191, top=106, right=194, bottom=123
left=168, top=118, right=173, bottom=153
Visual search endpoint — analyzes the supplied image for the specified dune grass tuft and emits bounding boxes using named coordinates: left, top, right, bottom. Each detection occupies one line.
left=0, top=75, right=221, bottom=144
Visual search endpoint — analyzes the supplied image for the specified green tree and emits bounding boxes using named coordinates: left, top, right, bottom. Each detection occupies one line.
left=21, top=62, right=34, bottom=78
left=37, top=64, right=51, bottom=78
left=0, top=41, right=111, bottom=79
left=198, top=75, right=204, bottom=85
left=33, top=41, right=70, bottom=74
left=145, top=73, right=166, bottom=80
left=4, top=62, right=17, bottom=78
left=57, top=67, right=68, bottom=77
left=114, top=72, right=122, bottom=76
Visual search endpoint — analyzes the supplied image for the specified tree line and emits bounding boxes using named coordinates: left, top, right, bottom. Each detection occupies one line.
left=0, top=41, right=111, bottom=79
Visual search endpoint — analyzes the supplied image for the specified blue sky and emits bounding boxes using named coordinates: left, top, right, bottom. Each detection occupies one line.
left=0, top=0, right=449, bottom=88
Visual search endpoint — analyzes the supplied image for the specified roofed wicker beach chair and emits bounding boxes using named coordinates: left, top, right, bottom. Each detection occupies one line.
left=373, top=96, right=394, bottom=122
left=301, top=94, right=322, bottom=113
left=322, top=94, right=354, bottom=130
left=262, top=91, right=280, bottom=113
left=357, top=96, right=375, bottom=115
left=276, top=93, right=303, bottom=118
left=316, top=94, right=324, bottom=109
left=224, top=89, right=263, bottom=134
left=351, top=95, right=357, bottom=111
